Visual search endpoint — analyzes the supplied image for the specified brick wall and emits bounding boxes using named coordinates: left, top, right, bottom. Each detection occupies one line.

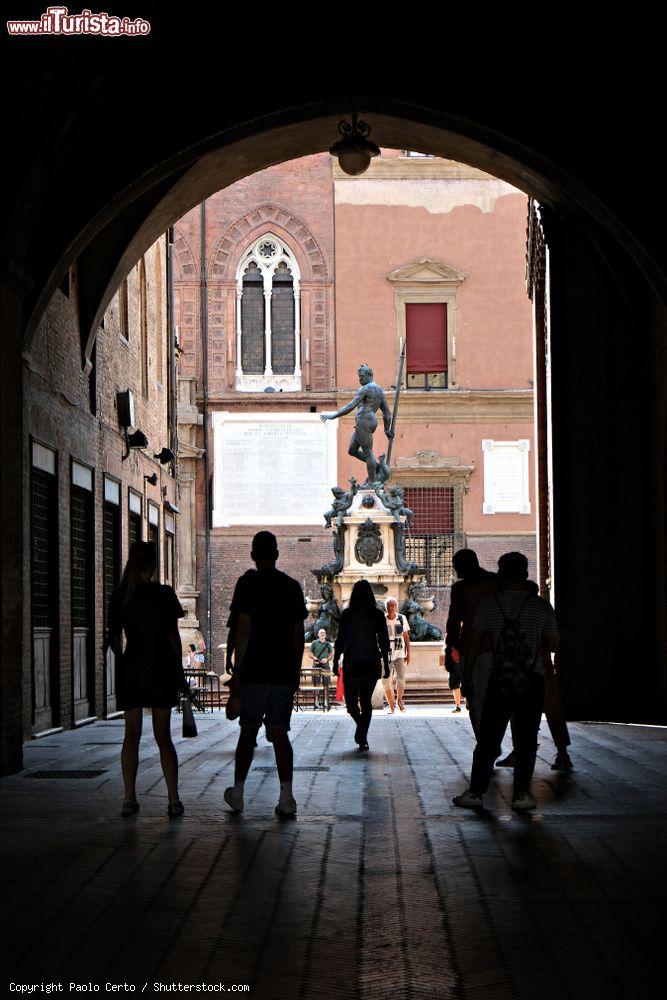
left=465, top=535, right=537, bottom=583
left=22, top=238, right=178, bottom=736
left=174, top=154, right=336, bottom=392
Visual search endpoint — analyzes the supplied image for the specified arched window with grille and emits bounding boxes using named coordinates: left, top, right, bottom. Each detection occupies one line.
left=235, top=235, right=302, bottom=391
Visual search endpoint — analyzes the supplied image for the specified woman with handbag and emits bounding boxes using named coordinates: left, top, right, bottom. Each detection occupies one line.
left=109, top=541, right=189, bottom=818
left=333, top=579, right=390, bottom=752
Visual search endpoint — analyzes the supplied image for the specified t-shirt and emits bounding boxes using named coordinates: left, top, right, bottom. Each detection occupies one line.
left=310, top=639, right=333, bottom=667
left=473, top=589, right=559, bottom=676
left=445, top=570, right=498, bottom=659
left=231, top=568, right=307, bottom=685
left=385, top=613, right=409, bottom=658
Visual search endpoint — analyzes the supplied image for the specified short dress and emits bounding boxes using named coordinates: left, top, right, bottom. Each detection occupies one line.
left=110, top=581, right=187, bottom=710
left=334, top=608, right=390, bottom=680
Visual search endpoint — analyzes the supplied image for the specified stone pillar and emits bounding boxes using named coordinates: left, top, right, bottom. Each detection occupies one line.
left=176, top=376, right=204, bottom=652
left=235, top=284, right=242, bottom=378
left=526, top=203, right=551, bottom=599
left=263, top=282, right=273, bottom=376
left=0, top=269, right=27, bottom=774
left=294, top=282, right=302, bottom=378
left=543, top=208, right=667, bottom=720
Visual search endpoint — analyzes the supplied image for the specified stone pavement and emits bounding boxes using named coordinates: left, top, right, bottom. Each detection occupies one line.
left=2, top=707, right=667, bottom=999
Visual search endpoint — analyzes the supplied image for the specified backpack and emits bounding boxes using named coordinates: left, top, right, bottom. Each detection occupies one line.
left=491, top=594, right=535, bottom=692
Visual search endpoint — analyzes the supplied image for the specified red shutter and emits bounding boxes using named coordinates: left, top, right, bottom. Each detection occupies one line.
left=406, top=303, right=447, bottom=374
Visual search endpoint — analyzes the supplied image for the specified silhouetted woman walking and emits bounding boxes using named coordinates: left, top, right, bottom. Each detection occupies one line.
left=333, top=579, right=390, bottom=752
left=109, top=541, right=189, bottom=817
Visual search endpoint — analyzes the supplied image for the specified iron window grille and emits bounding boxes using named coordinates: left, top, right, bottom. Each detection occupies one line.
left=403, top=486, right=456, bottom=587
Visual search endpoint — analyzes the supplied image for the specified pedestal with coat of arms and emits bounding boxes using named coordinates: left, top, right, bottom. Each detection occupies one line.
left=306, top=479, right=441, bottom=641
left=336, top=488, right=410, bottom=609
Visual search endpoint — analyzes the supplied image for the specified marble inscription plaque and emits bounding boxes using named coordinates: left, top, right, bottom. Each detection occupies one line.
left=482, top=439, right=531, bottom=514
left=213, top=412, right=337, bottom=526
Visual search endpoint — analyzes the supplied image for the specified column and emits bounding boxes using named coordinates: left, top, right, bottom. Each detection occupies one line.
left=235, top=284, right=242, bottom=377
left=294, top=282, right=302, bottom=377
left=176, top=377, right=203, bottom=646
left=0, top=276, right=26, bottom=773
left=263, top=275, right=273, bottom=376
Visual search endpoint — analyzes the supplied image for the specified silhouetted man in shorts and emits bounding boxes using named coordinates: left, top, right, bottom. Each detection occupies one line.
left=224, top=531, right=307, bottom=818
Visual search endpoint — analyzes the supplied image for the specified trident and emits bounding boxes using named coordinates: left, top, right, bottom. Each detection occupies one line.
left=385, top=338, right=406, bottom=471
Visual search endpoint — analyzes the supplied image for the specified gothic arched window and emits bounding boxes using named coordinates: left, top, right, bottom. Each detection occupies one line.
left=235, top=235, right=302, bottom=391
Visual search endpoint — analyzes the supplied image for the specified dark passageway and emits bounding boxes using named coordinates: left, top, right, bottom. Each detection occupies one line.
left=4, top=15, right=667, bottom=778
left=3, top=11, right=667, bottom=999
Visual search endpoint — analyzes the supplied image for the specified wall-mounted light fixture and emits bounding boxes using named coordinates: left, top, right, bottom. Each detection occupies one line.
left=122, top=429, right=148, bottom=461
left=154, top=447, right=175, bottom=464
left=329, top=113, right=380, bottom=176
left=144, top=472, right=158, bottom=487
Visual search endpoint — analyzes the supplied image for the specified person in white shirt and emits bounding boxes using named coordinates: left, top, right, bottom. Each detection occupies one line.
left=383, top=597, right=411, bottom=712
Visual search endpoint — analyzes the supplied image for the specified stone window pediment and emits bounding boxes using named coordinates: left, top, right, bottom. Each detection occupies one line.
left=387, top=258, right=465, bottom=286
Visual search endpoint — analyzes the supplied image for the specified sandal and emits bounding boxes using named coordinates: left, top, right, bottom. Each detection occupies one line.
left=121, top=800, right=140, bottom=817
left=167, top=800, right=185, bottom=818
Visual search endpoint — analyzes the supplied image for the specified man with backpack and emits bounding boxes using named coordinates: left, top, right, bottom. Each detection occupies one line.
left=452, top=551, right=560, bottom=812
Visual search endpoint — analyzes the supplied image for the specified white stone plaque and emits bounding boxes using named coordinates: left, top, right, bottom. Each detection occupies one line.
left=482, top=439, right=531, bottom=514
left=213, top=412, right=338, bottom=526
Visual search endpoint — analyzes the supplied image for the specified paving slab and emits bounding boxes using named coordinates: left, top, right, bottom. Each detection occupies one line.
left=2, top=708, right=666, bottom=999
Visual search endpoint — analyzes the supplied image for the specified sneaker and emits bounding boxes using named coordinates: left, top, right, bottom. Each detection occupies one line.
left=511, top=791, right=536, bottom=811
left=224, top=786, right=244, bottom=814
left=452, top=706, right=461, bottom=713
left=275, top=795, right=297, bottom=818
left=551, top=750, right=574, bottom=771
left=167, top=800, right=184, bottom=819
left=452, top=789, right=483, bottom=809
left=495, top=751, right=515, bottom=767
left=121, top=800, right=139, bottom=817
left=357, top=741, right=369, bottom=753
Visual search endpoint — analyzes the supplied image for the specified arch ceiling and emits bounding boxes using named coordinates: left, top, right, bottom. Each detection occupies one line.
left=3, top=13, right=664, bottom=355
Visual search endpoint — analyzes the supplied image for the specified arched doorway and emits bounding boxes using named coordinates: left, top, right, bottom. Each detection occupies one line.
left=3, top=91, right=667, bottom=772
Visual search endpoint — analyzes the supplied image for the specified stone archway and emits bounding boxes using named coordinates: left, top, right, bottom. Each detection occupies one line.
left=17, top=101, right=667, bottom=358
left=3, top=85, right=667, bottom=772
